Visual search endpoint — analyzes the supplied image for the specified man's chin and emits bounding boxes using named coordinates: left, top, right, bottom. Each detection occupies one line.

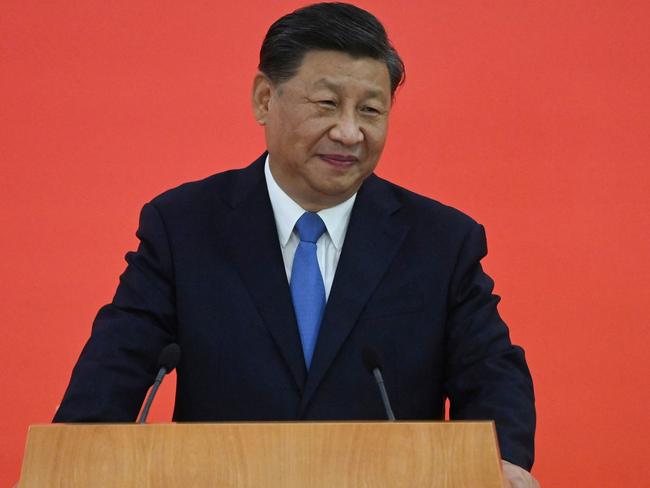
left=308, top=182, right=361, bottom=207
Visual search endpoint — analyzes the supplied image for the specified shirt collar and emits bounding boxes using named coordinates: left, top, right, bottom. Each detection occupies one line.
left=264, top=155, right=356, bottom=250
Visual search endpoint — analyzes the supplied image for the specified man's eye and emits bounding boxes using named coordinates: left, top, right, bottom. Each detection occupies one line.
left=361, top=106, right=381, bottom=115
left=317, top=100, right=337, bottom=108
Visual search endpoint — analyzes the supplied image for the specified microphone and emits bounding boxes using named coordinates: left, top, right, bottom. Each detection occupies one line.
left=138, top=343, right=181, bottom=424
left=362, top=346, right=396, bottom=421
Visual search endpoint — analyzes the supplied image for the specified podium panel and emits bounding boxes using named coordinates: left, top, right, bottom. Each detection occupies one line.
left=20, top=421, right=503, bottom=487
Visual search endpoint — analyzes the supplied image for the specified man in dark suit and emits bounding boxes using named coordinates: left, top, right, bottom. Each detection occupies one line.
left=54, top=3, right=537, bottom=486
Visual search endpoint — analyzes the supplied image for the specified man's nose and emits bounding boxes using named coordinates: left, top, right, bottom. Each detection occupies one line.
left=329, top=113, right=364, bottom=146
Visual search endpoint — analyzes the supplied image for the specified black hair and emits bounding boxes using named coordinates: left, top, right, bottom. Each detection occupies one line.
left=259, top=2, right=405, bottom=96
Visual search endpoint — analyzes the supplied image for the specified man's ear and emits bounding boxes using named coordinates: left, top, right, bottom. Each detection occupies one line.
left=252, top=72, right=273, bottom=125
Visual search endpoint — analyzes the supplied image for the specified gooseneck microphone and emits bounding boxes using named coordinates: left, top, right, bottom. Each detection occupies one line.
left=138, top=343, right=181, bottom=424
left=362, top=346, right=396, bottom=421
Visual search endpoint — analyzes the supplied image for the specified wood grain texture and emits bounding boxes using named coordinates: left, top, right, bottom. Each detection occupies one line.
left=19, top=422, right=503, bottom=487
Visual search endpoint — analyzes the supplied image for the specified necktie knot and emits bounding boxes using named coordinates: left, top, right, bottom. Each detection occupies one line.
left=295, top=212, right=326, bottom=244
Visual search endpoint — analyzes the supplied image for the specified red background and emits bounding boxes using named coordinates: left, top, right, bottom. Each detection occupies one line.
left=2, top=1, right=649, bottom=485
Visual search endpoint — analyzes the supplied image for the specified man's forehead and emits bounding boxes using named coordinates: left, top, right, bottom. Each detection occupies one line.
left=294, top=51, right=391, bottom=96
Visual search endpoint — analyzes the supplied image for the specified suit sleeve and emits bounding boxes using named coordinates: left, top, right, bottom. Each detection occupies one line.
left=443, top=223, right=536, bottom=470
left=53, top=203, right=176, bottom=422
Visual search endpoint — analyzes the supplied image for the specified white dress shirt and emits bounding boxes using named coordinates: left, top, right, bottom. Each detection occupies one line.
left=264, top=156, right=356, bottom=300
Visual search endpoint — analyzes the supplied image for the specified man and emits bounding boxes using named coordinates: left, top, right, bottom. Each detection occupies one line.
left=54, top=3, right=538, bottom=486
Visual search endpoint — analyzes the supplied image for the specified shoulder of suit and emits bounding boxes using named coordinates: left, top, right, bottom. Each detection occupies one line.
left=145, top=156, right=264, bottom=214
left=367, top=173, right=480, bottom=230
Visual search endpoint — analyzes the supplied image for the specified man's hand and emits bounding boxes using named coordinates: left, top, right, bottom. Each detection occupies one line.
left=501, top=460, right=540, bottom=488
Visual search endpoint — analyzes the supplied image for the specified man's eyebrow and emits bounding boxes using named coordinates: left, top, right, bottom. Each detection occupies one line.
left=312, top=78, right=387, bottom=101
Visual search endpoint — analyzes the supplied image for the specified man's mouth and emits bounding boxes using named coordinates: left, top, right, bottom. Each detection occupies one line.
left=318, top=154, right=359, bottom=167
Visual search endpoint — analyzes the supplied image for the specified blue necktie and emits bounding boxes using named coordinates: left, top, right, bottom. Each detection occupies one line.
left=290, top=212, right=326, bottom=369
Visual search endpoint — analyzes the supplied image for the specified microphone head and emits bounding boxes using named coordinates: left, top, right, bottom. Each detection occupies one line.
left=158, top=343, right=181, bottom=373
left=362, top=346, right=383, bottom=373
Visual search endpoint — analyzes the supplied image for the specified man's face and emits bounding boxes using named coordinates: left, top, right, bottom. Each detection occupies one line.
left=253, top=50, right=392, bottom=211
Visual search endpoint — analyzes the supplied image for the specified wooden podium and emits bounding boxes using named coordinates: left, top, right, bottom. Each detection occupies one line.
left=19, top=421, right=503, bottom=487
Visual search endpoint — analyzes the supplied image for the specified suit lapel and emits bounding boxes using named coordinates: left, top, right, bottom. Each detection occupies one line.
left=298, top=174, right=409, bottom=415
left=219, top=156, right=307, bottom=392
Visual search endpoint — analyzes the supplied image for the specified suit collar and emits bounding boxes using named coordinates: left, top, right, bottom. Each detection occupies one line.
left=219, top=154, right=308, bottom=392
left=217, top=153, right=267, bottom=209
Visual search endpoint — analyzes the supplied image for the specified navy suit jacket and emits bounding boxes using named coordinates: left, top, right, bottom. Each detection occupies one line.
left=54, top=154, right=535, bottom=470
